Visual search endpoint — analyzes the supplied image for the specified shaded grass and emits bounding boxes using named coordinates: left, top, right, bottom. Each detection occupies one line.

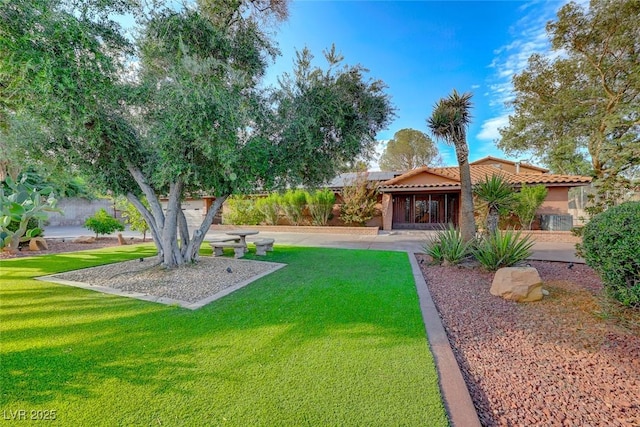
left=1, top=244, right=447, bottom=426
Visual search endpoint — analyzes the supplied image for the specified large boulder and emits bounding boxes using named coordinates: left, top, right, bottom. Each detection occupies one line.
left=490, top=267, right=544, bottom=302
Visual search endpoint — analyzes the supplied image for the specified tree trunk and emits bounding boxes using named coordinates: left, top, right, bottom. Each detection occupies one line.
left=161, top=181, right=184, bottom=268
left=455, top=141, right=476, bottom=242
left=125, top=163, right=231, bottom=268
left=183, top=195, right=228, bottom=262
left=486, top=206, right=499, bottom=235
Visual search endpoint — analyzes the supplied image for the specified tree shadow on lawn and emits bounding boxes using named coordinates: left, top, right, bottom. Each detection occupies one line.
left=0, top=244, right=158, bottom=279
left=1, top=247, right=437, bottom=418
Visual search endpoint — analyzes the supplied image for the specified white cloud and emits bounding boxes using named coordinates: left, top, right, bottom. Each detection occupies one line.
left=477, top=115, right=510, bottom=141
left=481, top=0, right=580, bottom=154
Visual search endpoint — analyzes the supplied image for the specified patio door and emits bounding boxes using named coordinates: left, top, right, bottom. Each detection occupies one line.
left=392, top=194, right=458, bottom=229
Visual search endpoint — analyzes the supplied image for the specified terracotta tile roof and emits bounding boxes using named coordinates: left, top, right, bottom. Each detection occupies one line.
left=380, top=163, right=591, bottom=190
left=470, top=156, right=549, bottom=173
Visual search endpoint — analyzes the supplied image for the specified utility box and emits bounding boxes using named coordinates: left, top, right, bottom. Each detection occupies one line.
left=539, top=214, right=574, bottom=231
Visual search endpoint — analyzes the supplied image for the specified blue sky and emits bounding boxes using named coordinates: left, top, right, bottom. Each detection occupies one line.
left=263, top=0, right=583, bottom=169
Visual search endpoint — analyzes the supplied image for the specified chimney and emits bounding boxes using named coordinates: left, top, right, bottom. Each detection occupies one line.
left=515, top=161, right=520, bottom=174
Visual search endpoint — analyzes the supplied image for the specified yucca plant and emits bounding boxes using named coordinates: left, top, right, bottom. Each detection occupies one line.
left=472, top=229, right=534, bottom=271
left=473, top=174, right=514, bottom=235
left=424, top=225, right=471, bottom=266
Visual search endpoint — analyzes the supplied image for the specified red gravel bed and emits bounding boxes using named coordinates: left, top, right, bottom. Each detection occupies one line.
left=416, top=256, right=640, bottom=427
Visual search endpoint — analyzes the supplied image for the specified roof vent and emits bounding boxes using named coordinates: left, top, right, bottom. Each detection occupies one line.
left=492, top=163, right=502, bottom=169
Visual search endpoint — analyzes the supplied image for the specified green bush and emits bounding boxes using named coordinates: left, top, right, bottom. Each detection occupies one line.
left=340, top=173, right=378, bottom=225
left=424, top=225, right=471, bottom=266
left=84, top=208, right=124, bottom=238
left=223, top=196, right=264, bottom=225
left=513, top=183, right=547, bottom=230
left=472, top=229, right=534, bottom=271
left=280, top=189, right=308, bottom=225
left=582, top=201, right=640, bottom=308
left=255, top=194, right=281, bottom=225
left=115, top=196, right=150, bottom=241
left=306, top=188, right=335, bottom=226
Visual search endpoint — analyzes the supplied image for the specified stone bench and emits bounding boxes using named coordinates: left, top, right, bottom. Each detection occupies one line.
left=207, top=237, right=241, bottom=244
left=210, top=242, right=245, bottom=258
left=252, top=238, right=275, bottom=256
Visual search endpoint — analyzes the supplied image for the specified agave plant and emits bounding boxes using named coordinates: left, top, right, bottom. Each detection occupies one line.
left=424, top=225, right=471, bottom=266
left=472, top=229, right=534, bottom=271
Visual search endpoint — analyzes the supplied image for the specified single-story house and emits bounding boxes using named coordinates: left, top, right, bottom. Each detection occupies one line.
left=378, top=156, right=592, bottom=231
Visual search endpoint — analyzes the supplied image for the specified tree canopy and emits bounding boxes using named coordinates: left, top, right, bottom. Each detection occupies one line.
left=0, top=0, right=393, bottom=267
left=498, top=0, right=640, bottom=209
left=378, top=128, right=441, bottom=171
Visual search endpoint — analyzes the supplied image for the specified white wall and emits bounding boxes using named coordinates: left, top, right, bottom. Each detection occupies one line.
left=47, top=198, right=114, bottom=226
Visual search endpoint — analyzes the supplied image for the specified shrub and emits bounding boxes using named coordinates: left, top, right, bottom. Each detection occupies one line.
left=280, top=189, right=307, bottom=225
left=84, top=208, right=124, bottom=238
left=472, top=229, right=534, bottom=271
left=223, top=196, right=264, bottom=225
left=255, top=194, right=281, bottom=225
left=513, top=183, right=547, bottom=230
left=424, top=225, right=471, bottom=266
left=582, top=201, right=640, bottom=308
left=306, top=188, right=335, bottom=226
left=115, top=196, right=150, bottom=241
left=340, top=173, right=378, bottom=225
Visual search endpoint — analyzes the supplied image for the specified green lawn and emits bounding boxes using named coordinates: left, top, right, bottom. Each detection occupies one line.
left=1, top=245, right=448, bottom=426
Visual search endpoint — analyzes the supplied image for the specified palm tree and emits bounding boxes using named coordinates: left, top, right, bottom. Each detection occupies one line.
left=427, top=90, right=476, bottom=242
left=473, top=174, right=515, bottom=235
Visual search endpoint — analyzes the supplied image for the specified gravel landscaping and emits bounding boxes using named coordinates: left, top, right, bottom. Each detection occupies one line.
left=31, top=238, right=284, bottom=309
left=417, top=255, right=640, bottom=427
left=47, top=256, right=285, bottom=308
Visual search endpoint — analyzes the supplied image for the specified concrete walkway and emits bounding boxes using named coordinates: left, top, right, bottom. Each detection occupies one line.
left=44, top=225, right=584, bottom=263
left=40, top=225, right=582, bottom=427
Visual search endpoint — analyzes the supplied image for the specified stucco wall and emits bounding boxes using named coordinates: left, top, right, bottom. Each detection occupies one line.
left=46, top=198, right=114, bottom=226
left=537, top=187, right=569, bottom=214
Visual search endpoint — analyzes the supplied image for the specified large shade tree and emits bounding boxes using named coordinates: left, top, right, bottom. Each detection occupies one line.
left=498, top=0, right=640, bottom=211
left=378, top=128, right=441, bottom=171
left=427, top=90, right=476, bottom=242
left=0, top=0, right=393, bottom=267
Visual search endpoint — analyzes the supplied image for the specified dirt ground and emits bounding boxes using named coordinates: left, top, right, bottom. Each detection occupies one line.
left=0, top=236, right=149, bottom=258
